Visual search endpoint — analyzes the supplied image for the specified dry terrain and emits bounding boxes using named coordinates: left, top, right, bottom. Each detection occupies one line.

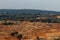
left=0, top=21, right=60, bottom=40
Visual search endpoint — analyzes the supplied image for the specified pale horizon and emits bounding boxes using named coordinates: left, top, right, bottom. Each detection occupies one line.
left=0, top=0, right=60, bottom=11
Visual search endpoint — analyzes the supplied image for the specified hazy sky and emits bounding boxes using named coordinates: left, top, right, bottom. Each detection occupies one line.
left=0, top=0, right=60, bottom=11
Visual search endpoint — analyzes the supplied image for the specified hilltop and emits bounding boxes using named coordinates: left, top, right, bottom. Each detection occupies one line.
left=0, top=9, right=60, bottom=15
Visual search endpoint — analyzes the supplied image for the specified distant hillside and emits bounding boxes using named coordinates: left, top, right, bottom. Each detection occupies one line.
left=0, top=9, right=60, bottom=20
left=0, top=9, right=60, bottom=15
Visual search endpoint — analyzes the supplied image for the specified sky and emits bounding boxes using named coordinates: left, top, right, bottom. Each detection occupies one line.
left=0, top=0, right=60, bottom=11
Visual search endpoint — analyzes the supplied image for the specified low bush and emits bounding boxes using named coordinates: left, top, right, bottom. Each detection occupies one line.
left=17, top=34, right=23, bottom=40
left=2, top=22, right=14, bottom=25
left=10, top=31, right=18, bottom=36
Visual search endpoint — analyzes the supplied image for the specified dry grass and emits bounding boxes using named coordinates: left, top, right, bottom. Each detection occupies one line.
left=0, top=21, right=60, bottom=40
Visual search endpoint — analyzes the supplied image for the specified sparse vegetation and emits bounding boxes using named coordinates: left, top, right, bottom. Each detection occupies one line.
left=10, top=31, right=18, bottom=36
left=36, top=36, right=40, bottom=40
left=54, top=38, right=60, bottom=40
left=0, top=21, right=60, bottom=40
left=0, top=9, right=60, bottom=40
left=17, top=34, right=23, bottom=40
left=10, top=31, right=23, bottom=40
left=2, top=22, right=14, bottom=25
